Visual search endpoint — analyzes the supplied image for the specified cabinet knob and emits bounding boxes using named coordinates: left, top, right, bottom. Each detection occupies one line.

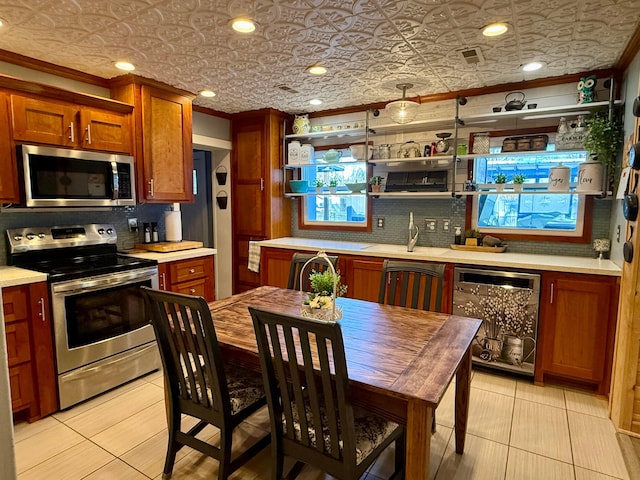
left=189, top=268, right=195, bottom=274
left=189, top=288, right=196, bottom=294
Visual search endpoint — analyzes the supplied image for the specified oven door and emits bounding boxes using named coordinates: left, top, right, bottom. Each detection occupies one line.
left=51, top=266, right=158, bottom=373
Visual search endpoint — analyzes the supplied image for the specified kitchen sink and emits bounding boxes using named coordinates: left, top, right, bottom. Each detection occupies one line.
left=360, top=244, right=449, bottom=256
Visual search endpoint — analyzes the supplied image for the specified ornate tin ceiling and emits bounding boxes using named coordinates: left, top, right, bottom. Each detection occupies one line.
left=0, top=0, right=637, bottom=113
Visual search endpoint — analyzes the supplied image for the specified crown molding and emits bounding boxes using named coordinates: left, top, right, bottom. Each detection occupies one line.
left=616, top=21, right=640, bottom=72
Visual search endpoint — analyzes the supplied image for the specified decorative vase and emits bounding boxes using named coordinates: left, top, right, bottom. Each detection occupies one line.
left=371, top=184, right=381, bottom=193
left=485, top=338, right=503, bottom=361
left=501, top=335, right=523, bottom=365
left=293, top=114, right=311, bottom=134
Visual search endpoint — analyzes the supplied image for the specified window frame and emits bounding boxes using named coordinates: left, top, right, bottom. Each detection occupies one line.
left=465, top=126, right=594, bottom=243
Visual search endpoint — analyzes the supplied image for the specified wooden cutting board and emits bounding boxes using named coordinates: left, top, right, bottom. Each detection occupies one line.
left=134, top=241, right=204, bottom=252
left=450, top=244, right=507, bottom=253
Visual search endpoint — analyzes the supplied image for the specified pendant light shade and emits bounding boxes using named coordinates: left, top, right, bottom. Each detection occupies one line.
left=386, top=83, right=420, bottom=124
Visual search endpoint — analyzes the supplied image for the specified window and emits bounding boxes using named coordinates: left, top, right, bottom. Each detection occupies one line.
left=471, top=145, right=590, bottom=238
left=299, top=160, right=370, bottom=230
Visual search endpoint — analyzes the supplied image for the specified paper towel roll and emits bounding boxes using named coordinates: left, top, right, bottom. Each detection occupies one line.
left=165, top=211, right=182, bottom=242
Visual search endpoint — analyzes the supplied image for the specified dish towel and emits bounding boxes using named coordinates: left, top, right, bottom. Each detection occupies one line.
left=248, top=241, right=261, bottom=273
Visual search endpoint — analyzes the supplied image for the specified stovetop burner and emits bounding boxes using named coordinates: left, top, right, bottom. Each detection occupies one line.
left=7, top=224, right=157, bottom=282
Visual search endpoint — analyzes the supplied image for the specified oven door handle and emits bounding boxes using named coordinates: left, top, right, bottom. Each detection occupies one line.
left=52, top=267, right=158, bottom=295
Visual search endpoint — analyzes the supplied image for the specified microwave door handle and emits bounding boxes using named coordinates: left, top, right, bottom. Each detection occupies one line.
left=111, top=161, right=119, bottom=200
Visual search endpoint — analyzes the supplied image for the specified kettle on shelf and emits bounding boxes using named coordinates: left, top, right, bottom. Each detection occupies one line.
left=504, top=91, right=527, bottom=111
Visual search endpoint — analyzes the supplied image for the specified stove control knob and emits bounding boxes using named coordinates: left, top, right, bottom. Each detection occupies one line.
left=13, top=235, right=23, bottom=241
left=25, top=233, right=36, bottom=240
left=98, top=228, right=105, bottom=234
left=106, top=228, right=114, bottom=235
left=38, top=233, right=46, bottom=239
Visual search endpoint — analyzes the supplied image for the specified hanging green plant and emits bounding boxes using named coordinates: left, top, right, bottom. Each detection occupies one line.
left=583, top=112, right=624, bottom=180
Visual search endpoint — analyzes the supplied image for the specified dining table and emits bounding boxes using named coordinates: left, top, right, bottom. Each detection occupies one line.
left=208, top=286, right=482, bottom=479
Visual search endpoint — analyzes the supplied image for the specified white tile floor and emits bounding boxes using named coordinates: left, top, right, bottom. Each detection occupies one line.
left=12, top=368, right=631, bottom=480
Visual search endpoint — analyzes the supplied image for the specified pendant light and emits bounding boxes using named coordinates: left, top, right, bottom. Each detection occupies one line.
left=386, top=83, right=420, bottom=124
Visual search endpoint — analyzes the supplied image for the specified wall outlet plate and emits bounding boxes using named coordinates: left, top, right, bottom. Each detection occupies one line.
left=128, top=218, right=139, bottom=232
left=424, top=218, right=436, bottom=231
left=443, top=219, right=450, bottom=231
left=377, top=217, right=385, bottom=228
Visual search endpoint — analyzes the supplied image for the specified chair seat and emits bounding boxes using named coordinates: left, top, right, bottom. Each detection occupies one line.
left=224, top=363, right=266, bottom=415
left=286, top=403, right=401, bottom=465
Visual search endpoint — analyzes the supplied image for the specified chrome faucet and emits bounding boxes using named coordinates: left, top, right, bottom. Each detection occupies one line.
left=407, top=212, right=419, bottom=252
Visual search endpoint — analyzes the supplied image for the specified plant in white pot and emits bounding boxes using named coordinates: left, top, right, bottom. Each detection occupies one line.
left=582, top=113, right=624, bottom=191
left=494, top=172, right=507, bottom=192
left=512, top=173, right=526, bottom=192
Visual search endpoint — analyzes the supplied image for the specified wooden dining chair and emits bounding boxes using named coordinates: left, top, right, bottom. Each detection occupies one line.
left=249, top=306, right=405, bottom=480
left=378, top=260, right=446, bottom=312
left=287, top=252, right=339, bottom=291
left=378, top=259, right=446, bottom=433
left=141, top=287, right=270, bottom=480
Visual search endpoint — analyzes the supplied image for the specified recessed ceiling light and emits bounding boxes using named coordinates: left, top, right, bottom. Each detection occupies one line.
left=114, top=61, right=135, bottom=71
left=482, top=23, right=508, bottom=37
left=232, top=18, right=256, bottom=33
left=309, top=99, right=322, bottom=106
left=307, top=65, right=327, bottom=75
left=199, top=90, right=216, bottom=98
left=523, top=62, right=543, bottom=72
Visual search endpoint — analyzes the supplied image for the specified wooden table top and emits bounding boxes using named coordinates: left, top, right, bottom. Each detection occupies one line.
left=209, top=286, right=482, bottom=408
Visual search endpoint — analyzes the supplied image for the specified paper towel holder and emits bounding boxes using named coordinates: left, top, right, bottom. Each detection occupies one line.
left=216, top=190, right=228, bottom=209
left=215, top=166, right=227, bottom=185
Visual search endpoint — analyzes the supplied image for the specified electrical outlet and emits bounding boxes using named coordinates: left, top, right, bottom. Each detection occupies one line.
left=424, top=218, right=436, bottom=231
left=443, top=219, right=450, bottom=231
left=128, top=218, right=139, bottom=232
left=377, top=217, right=385, bottom=228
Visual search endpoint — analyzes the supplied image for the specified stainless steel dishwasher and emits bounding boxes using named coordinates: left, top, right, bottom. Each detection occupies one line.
left=452, top=267, right=541, bottom=376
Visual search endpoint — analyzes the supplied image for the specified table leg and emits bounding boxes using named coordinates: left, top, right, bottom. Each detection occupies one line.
left=405, top=399, right=433, bottom=480
left=455, top=346, right=472, bottom=454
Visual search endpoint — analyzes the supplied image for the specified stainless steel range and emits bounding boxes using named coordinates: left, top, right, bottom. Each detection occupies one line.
left=7, top=224, right=161, bottom=409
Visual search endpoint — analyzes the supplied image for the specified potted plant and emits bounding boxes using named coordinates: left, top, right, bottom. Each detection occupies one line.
left=314, top=178, right=324, bottom=193
left=512, top=173, right=526, bottom=192
left=302, top=269, right=348, bottom=321
left=583, top=112, right=624, bottom=189
left=369, top=175, right=383, bottom=193
left=464, top=228, right=482, bottom=246
left=494, top=172, right=507, bottom=192
left=329, top=178, right=338, bottom=194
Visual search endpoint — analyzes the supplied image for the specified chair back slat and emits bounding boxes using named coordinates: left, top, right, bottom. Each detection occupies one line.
left=142, top=288, right=229, bottom=418
left=378, top=260, right=446, bottom=313
left=250, top=307, right=354, bottom=462
left=288, top=253, right=339, bottom=291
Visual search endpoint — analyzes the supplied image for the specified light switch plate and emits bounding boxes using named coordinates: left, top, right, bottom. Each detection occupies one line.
left=443, top=219, right=450, bottom=231
left=128, top=218, right=139, bottom=232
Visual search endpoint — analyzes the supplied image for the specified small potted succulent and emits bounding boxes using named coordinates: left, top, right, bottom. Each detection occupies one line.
left=314, top=178, right=325, bottom=193
left=494, top=172, right=507, bottom=192
left=369, top=175, right=383, bottom=193
left=329, top=178, right=339, bottom=194
left=512, top=173, right=526, bottom=192
left=464, top=228, right=483, bottom=246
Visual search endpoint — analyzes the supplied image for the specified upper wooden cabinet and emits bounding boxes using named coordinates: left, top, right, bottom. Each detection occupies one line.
left=10, top=94, right=132, bottom=154
left=0, top=92, right=19, bottom=202
left=110, top=76, right=194, bottom=203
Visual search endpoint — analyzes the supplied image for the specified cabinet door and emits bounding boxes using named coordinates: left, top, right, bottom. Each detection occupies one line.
left=233, top=119, right=266, bottom=237
left=260, top=248, right=295, bottom=288
left=28, top=282, right=57, bottom=416
left=0, top=93, right=19, bottom=202
left=539, top=273, right=617, bottom=389
left=141, top=85, right=193, bottom=202
left=79, top=108, right=132, bottom=153
left=345, top=257, right=384, bottom=302
left=11, top=95, right=77, bottom=146
left=9, top=364, right=34, bottom=413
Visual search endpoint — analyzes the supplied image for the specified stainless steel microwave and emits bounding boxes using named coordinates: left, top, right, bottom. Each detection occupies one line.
left=21, top=145, right=136, bottom=207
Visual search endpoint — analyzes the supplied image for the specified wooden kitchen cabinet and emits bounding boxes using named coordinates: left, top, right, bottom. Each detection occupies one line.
left=536, top=272, right=619, bottom=394
left=231, top=110, right=291, bottom=293
left=0, top=92, right=19, bottom=202
left=157, top=256, right=215, bottom=302
left=2, top=282, right=57, bottom=420
left=110, top=77, right=194, bottom=203
left=10, top=94, right=132, bottom=153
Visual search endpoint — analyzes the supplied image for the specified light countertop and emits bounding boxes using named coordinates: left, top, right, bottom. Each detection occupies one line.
left=120, top=247, right=216, bottom=263
left=257, top=237, right=621, bottom=277
left=0, top=266, right=48, bottom=288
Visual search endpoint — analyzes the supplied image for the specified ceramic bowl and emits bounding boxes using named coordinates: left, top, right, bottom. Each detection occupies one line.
left=345, top=182, right=367, bottom=193
left=349, top=145, right=372, bottom=160
left=289, top=180, right=309, bottom=193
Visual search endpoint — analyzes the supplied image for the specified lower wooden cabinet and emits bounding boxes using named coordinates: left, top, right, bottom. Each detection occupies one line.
left=536, top=272, right=619, bottom=394
left=2, top=282, right=57, bottom=420
left=158, top=256, right=215, bottom=302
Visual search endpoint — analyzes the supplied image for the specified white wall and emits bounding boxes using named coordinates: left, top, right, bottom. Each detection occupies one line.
left=0, top=288, right=17, bottom=480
